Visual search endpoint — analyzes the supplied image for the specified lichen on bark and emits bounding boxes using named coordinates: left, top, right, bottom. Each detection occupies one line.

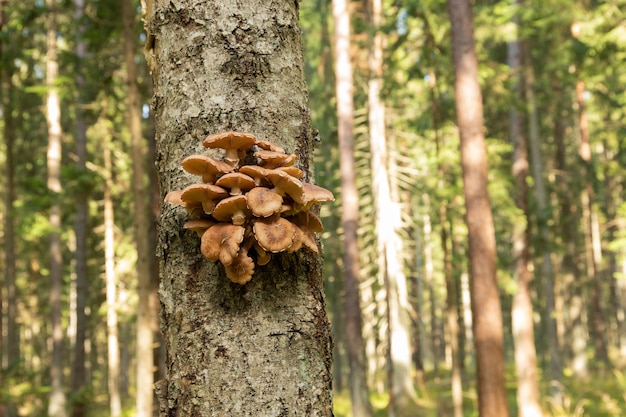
left=147, top=0, right=333, bottom=415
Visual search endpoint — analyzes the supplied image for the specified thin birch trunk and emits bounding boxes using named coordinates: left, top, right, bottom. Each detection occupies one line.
left=46, top=0, right=67, bottom=415
left=447, top=1, right=510, bottom=415
left=144, top=0, right=334, bottom=413
left=332, top=0, right=372, bottom=414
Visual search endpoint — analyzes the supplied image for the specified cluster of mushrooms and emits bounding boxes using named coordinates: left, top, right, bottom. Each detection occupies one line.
left=165, top=131, right=334, bottom=285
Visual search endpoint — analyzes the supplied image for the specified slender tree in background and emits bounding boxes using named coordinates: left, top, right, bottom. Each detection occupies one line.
left=332, top=0, right=373, bottom=415
left=102, top=110, right=122, bottom=417
left=524, top=44, right=562, bottom=395
left=365, top=0, right=416, bottom=413
left=143, top=0, right=333, bottom=413
left=508, top=9, right=543, bottom=416
left=70, top=0, right=89, bottom=415
left=447, top=0, right=510, bottom=416
left=1, top=0, right=19, bottom=369
left=46, top=0, right=67, bottom=415
left=122, top=0, right=155, bottom=415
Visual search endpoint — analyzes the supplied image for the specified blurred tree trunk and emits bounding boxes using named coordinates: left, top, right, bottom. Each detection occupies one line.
left=1, top=0, right=19, bottom=368
left=70, top=0, right=88, bottom=415
left=447, top=1, right=510, bottom=416
left=575, top=77, right=609, bottom=365
left=508, top=17, right=543, bottom=417
left=524, top=44, right=563, bottom=395
left=332, top=0, right=372, bottom=415
left=144, top=0, right=333, bottom=414
left=103, top=124, right=122, bottom=417
left=122, top=1, right=155, bottom=415
left=46, top=0, right=67, bottom=415
left=364, top=0, right=415, bottom=412
left=431, top=64, right=463, bottom=417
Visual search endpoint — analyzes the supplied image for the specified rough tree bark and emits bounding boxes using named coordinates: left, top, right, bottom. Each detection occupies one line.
left=332, top=0, right=373, bottom=415
left=144, top=0, right=334, bottom=415
left=446, top=0, right=510, bottom=416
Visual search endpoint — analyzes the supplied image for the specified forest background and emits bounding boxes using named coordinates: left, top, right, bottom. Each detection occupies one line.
left=1, top=0, right=626, bottom=416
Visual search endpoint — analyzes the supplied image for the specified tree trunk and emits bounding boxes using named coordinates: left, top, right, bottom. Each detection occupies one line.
left=508, top=18, right=543, bottom=417
left=1, top=0, right=19, bottom=368
left=71, top=1, right=88, bottom=415
left=103, top=126, right=122, bottom=417
left=364, top=0, right=416, bottom=409
left=144, top=0, right=334, bottom=414
left=575, top=78, right=609, bottom=366
left=524, top=44, right=563, bottom=395
left=332, top=0, right=372, bottom=415
left=446, top=1, right=510, bottom=416
left=46, top=0, right=67, bottom=415
left=122, top=1, right=156, bottom=415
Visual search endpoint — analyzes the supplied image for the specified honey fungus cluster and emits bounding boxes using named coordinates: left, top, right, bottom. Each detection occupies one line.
left=165, top=131, right=334, bottom=285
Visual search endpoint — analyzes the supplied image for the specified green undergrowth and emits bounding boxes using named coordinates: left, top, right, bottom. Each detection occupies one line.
left=333, top=368, right=626, bottom=417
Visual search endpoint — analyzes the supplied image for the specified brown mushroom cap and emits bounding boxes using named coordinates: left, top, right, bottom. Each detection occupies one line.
left=164, top=190, right=204, bottom=216
left=254, top=150, right=297, bottom=169
left=246, top=187, right=283, bottom=218
left=200, top=223, right=245, bottom=265
left=276, top=166, right=304, bottom=179
left=291, top=211, right=324, bottom=233
left=287, top=223, right=304, bottom=253
left=252, top=217, right=295, bottom=253
left=180, top=183, right=228, bottom=214
left=215, top=172, right=256, bottom=196
left=183, top=219, right=216, bottom=237
left=300, top=226, right=319, bottom=253
left=266, top=170, right=306, bottom=205
left=224, top=250, right=255, bottom=285
left=181, top=154, right=233, bottom=183
left=203, top=131, right=256, bottom=168
left=255, top=139, right=285, bottom=154
left=302, top=183, right=335, bottom=205
left=238, top=165, right=271, bottom=187
left=212, top=195, right=252, bottom=226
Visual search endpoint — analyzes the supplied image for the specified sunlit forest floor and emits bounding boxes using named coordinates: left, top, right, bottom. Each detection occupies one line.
left=4, top=364, right=626, bottom=416
left=332, top=367, right=626, bottom=417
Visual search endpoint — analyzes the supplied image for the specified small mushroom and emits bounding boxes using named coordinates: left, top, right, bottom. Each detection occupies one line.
left=276, top=166, right=304, bottom=179
left=291, top=211, right=324, bottom=233
left=246, top=187, right=283, bottom=218
left=254, top=150, right=297, bottom=169
left=238, top=165, right=271, bottom=187
left=183, top=219, right=216, bottom=237
left=200, top=223, right=245, bottom=265
left=180, top=183, right=228, bottom=214
left=224, top=249, right=255, bottom=285
left=164, top=190, right=204, bottom=217
left=212, top=195, right=252, bottom=226
left=215, top=172, right=256, bottom=196
left=266, top=170, right=306, bottom=205
left=255, top=139, right=285, bottom=154
left=302, top=183, right=335, bottom=205
left=203, top=131, right=256, bottom=168
left=253, top=216, right=295, bottom=253
left=181, top=154, right=233, bottom=183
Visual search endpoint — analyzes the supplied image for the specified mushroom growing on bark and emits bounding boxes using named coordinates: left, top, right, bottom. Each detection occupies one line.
left=165, top=132, right=334, bottom=285
left=203, top=131, right=256, bottom=168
